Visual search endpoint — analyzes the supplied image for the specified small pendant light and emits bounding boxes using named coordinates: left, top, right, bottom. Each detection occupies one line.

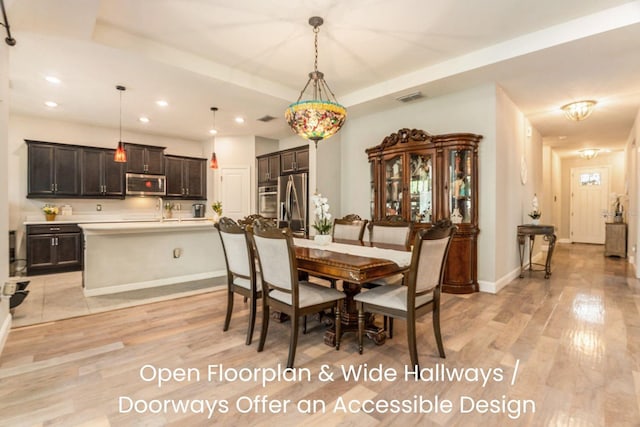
left=209, top=107, right=219, bottom=169
left=114, top=85, right=127, bottom=162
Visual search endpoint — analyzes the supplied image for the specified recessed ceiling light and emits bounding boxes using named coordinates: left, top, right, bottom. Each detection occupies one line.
left=45, top=76, right=61, bottom=84
left=139, top=116, right=150, bottom=123
left=235, top=117, right=245, bottom=124
left=209, top=129, right=218, bottom=135
left=156, top=100, right=168, bottom=107
left=44, top=101, right=58, bottom=108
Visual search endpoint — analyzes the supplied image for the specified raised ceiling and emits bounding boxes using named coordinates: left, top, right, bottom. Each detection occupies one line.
left=6, top=0, right=640, bottom=157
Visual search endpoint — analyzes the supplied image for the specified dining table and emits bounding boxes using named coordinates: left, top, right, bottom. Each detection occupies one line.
left=293, top=237, right=412, bottom=347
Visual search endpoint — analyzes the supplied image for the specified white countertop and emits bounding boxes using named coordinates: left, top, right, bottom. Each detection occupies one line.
left=24, top=215, right=211, bottom=226
left=79, top=219, right=216, bottom=235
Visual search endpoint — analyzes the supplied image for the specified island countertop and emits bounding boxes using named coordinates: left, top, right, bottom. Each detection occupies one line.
left=79, top=219, right=215, bottom=235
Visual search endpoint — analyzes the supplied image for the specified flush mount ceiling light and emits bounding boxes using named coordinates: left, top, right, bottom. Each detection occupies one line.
left=44, top=75, right=61, bottom=84
left=44, top=101, right=58, bottom=108
left=579, top=148, right=599, bottom=160
left=210, top=107, right=219, bottom=169
left=285, top=16, right=346, bottom=148
left=561, top=100, right=597, bottom=121
left=139, top=116, right=150, bottom=123
left=235, top=117, right=245, bottom=124
left=156, top=100, right=168, bottom=107
left=114, top=85, right=127, bottom=163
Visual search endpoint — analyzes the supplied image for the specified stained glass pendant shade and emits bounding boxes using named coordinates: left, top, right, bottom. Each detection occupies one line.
left=285, top=17, right=346, bottom=148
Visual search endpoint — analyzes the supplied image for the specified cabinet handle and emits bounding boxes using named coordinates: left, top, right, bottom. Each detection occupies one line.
left=55, top=183, right=58, bottom=192
left=186, top=188, right=189, bottom=195
left=49, top=227, right=61, bottom=231
left=51, top=237, right=55, bottom=246
left=51, top=184, right=54, bottom=192
left=55, top=237, right=59, bottom=246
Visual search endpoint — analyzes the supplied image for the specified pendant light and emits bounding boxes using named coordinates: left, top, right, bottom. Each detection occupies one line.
left=285, top=16, right=346, bottom=148
left=209, top=107, right=219, bottom=169
left=114, top=85, right=127, bottom=162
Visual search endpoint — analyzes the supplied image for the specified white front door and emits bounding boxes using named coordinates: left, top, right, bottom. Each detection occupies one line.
left=570, top=166, right=610, bottom=244
left=219, top=166, right=250, bottom=220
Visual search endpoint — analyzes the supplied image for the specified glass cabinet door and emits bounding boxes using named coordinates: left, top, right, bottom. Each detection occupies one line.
left=449, top=149, right=473, bottom=223
left=409, top=152, right=433, bottom=223
left=384, top=155, right=403, bottom=217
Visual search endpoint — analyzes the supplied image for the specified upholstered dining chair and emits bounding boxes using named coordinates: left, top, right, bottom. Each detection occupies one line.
left=215, top=217, right=261, bottom=345
left=354, top=220, right=456, bottom=371
left=332, top=214, right=368, bottom=241
left=363, top=216, right=413, bottom=287
left=250, top=219, right=345, bottom=368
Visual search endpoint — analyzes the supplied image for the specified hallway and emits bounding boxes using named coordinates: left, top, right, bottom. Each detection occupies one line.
left=1, top=243, right=639, bottom=426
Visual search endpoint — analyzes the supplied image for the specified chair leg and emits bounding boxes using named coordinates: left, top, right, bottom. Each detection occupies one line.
left=433, top=306, right=446, bottom=358
left=303, top=315, right=307, bottom=334
left=243, top=296, right=248, bottom=303
left=407, top=317, right=419, bottom=373
left=357, top=304, right=365, bottom=355
left=335, top=303, right=342, bottom=350
left=258, top=301, right=270, bottom=352
left=246, top=296, right=257, bottom=345
left=389, top=318, right=394, bottom=339
left=223, top=290, right=234, bottom=332
left=287, top=313, right=300, bottom=369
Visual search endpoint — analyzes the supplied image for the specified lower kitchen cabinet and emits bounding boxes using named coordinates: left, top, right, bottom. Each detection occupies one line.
left=27, top=224, right=83, bottom=275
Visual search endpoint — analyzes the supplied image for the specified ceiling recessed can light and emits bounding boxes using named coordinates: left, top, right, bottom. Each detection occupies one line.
left=45, top=76, right=61, bottom=84
left=235, top=117, right=245, bottom=124
left=139, top=116, right=150, bottom=123
left=209, top=129, right=218, bottom=135
left=44, top=101, right=58, bottom=108
left=156, top=100, right=168, bottom=107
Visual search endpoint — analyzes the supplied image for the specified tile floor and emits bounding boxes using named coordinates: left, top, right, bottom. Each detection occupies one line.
left=10, top=271, right=227, bottom=327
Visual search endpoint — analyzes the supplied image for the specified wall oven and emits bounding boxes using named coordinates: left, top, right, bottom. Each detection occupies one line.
left=258, top=185, right=278, bottom=218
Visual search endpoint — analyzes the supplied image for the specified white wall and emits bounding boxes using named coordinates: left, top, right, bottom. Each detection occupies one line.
left=211, top=135, right=257, bottom=214
left=0, top=37, right=10, bottom=354
left=340, top=84, right=499, bottom=283
left=626, top=110, right=639, bottom=272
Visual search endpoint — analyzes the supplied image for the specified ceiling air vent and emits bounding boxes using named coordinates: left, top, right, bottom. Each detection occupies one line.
left=257, top=115, right=277, bottom=122
left=395, top=92, right=424, bottom=103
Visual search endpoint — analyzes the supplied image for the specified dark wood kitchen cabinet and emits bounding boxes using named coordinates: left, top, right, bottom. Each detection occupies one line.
left=367, top=128, right=482, bottom=293
left=280, top=146, right=309, bottom=174
left=27, top=140, right=80, bottom=197
left=124, top=143, right=165, bottom=174
left=80, top=147, right=124, bottom=198
left=257, top=153, right=280, bottom=185
left=165, top=155, right=207, bottom=199
left=26, top=224, right=83, bottom=275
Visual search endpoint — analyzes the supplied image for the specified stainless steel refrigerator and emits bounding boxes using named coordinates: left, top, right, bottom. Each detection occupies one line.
left=278, top=173, right=308, bottom=235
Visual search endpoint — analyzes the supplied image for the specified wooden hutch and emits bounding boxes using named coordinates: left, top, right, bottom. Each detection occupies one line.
left=366, top=128, right=482, bottom=293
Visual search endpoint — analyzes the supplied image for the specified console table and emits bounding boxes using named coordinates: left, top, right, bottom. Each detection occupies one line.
left=517, top=224, right=557, bottom=279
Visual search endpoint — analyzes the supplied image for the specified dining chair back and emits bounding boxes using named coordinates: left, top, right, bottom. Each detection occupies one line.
left=367, top=215, right=413, bottom=249
left=332, top=214, right=368, bottom=241
left=250, top=219, right=345, bottom=368
left=215, top=217, right=261, bottom=345
left=355, top=219, right=456, bottom=371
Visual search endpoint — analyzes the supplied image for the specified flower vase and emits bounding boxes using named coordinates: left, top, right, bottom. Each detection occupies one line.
left=450, top=208, right=462, bottom=224
left=532, top=218, right=540, bottom=225
left=212, top=212, right=220, bottom=223
left=45, top=213, right=56, bottom=221
left=314, top=234, right=332, bottom=246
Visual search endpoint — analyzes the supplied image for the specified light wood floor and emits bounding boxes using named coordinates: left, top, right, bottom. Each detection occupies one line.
left=1, top=243, right=639, bottom=426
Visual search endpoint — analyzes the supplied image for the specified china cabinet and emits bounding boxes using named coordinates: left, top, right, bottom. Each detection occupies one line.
left=367, top=128, right=482, bottom=293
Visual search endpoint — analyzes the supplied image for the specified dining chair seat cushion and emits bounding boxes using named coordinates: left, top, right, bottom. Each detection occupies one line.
left=233, top=275, right=262, bottom=290
left=269, top=281, right=345, bottom=308
left=354, top=284, right=433, bottom=312
left=365, top=273, right=404, bottom=287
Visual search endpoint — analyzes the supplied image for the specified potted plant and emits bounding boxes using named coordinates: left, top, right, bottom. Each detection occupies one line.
left=311, top=193, right=332, bottom=245
left=42, top=205, right=59, bottom=221
left=164, top=202, right=175, bottom=219
left=211, top=201, right=223, bottom=222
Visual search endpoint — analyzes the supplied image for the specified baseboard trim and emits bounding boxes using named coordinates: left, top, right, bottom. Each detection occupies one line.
left=0, top=307, right=11, bottom=356
left=478, top=253, right=545, bottom=294
left=83, top=270, right=226, bottom=297
left=558, top=238, right=571, bottom=244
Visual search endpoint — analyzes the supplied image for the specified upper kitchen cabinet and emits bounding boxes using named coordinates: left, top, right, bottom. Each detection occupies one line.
left=165, top=155, right=207, bottom=199
left=257, top=153, right=280, bottom=185
left=27, top=140, right=80, bottom=198
left=124, top=143, right=165, bottom=174
left=280, top=146, right=309, bottom=174
left=80, top=148, right=124, bottom=198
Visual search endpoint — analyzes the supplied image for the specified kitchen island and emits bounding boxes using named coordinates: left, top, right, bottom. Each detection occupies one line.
left=79, top=220, right=225, bottom=296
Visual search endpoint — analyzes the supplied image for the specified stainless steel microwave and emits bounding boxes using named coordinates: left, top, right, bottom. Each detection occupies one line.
left=125, top=173, right=166, bottom=196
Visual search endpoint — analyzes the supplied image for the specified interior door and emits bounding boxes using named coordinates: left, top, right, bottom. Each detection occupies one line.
left=219, top=166, right=250, bottom=220
left=570, top=166, right=610, bottom=244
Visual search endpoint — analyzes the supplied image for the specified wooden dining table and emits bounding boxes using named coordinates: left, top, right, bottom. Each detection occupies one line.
left=293, top=238, right=411, bottom=347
